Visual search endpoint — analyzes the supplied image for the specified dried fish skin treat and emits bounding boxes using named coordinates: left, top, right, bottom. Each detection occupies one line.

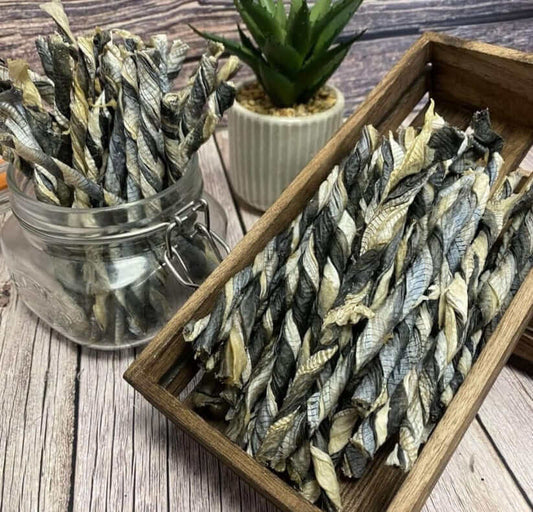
left=343, top=125, right=508, bottom=477
left=388, top=207, right=533, bottom=472
left=234, top=130, right=380, bottom=450
left=185, top=140, right=354, bottom=365
left=178, top=100, right=533, bottom=511
left=248, top=112, right=446, bottom=476
left=383, top=155, right=526, bottom=472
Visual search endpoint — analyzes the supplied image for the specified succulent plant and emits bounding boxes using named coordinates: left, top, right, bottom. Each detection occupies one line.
left=191, top=0, right=365, bottom=108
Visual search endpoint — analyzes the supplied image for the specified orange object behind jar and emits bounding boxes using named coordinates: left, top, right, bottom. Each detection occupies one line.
left=0, top=158, right=7, bottom=190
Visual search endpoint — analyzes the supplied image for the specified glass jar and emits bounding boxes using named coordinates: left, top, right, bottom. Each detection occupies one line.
left=1, top=155, right=228, bottom=350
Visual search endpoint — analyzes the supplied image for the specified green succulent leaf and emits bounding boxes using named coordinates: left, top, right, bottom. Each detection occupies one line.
left=258, top=0, right=276, bottom=15
left=309, top=0, right=331, bottom=24
left=311, top=0, right=364, bottom=55
left=189, top=25, right=262, bottom=75
left=287, top=0, right=303, bottom=31
left=257, top=61, right=299, bottom=107
left=194, top=0, right=365, bottom=107
left=233, top=0, right=267, bottom=47
left=298, top=31, right=363, bottom=101
left=287, top=0, right=311, bottom=57
left=274, top=0, right=287, bottom=29
left=239, top=0, right=285, bottom=44
left=238, top=24, right=262, bottom=57
left=263, top=38, right=305, bottom=78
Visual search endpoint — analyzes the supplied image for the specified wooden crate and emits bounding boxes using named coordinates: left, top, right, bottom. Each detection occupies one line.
left=125, top=32, right=533, bottom=512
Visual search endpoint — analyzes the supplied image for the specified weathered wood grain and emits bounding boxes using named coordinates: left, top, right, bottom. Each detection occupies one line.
left=0, top=2, right=531, bottom=119
left=515, top=329, right=533, bottom=362
left=424, top=420, right=531, bottom=512
left=0, top=214, right=78, bottom=512
left=478, top=365, right=533, bottom=501
left=0, top=0, right=531, bottom=66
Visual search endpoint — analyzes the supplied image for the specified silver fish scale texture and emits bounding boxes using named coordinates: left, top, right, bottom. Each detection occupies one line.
left=0, top=1, right=238, bottom=345
left=185, top=103, right=532, bottom=511
left=185, top=135, right=350, bottom=366
left=231, top=128, right=379, bottom=449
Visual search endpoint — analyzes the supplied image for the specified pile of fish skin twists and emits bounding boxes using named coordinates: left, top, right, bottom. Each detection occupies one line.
left=184, top=104, right=533, bottom=511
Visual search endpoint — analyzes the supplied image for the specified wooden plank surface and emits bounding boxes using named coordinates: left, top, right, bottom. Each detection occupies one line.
left=478, top=364, right=533, bottom=501
left=0, top=2, right=532, bottom=511
left=1, top=0, right=531, bottom=64
left=0, top=219, right=78, bottom=512
left=424, top=420, right=531, bottom=512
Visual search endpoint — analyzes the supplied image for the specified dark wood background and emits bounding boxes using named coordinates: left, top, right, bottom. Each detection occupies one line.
left=1, top=1, right=532, bottom=115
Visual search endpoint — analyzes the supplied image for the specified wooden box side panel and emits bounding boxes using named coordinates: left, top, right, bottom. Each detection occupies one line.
left=133, top=377, right=321, bottom=512
left=426, top=32, right=533, bottom=126
left=514, top=327, right=533, bottom=362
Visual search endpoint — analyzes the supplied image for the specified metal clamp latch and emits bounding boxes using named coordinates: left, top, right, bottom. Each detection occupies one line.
left=164, top=198, right=230, bottom=289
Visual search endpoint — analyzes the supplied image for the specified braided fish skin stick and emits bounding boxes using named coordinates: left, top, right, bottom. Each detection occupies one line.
left=0, top=126, right=122, bottom=206
left=227, top=130, right=378, bottom=449
left=350, top=131, right=502, bottom=417
left=184, top=128, right=376, bottom=366
left=162, top=43, right=222, bottom=181
left=69, top=39, right=92, bottom=207
left=346, top=166, right=521, bottom=476
left=341, top=170, right=483, bottom=477
left=136, top=49, right=166, bottom=198
left=267, top=114, right=475, bottom=480
left=177, top=43, right=222, bottom=138
left=121, top=53, right=142, bottom=202
left=84, top=91, right=111, bottom=184
left=388, top=206, right=533, bottom=471
left=0, top=93, right=71, bottom=206
left=165, top=82, right=236, bottom=179
left=249, top=153, right=381, bottom=455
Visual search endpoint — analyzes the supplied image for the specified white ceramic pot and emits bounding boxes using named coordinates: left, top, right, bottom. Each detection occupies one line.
left=227, top=84, right=345, bottom=211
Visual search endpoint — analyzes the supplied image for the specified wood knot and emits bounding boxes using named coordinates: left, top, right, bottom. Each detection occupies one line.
left=0, top=282, right=11, bottom=307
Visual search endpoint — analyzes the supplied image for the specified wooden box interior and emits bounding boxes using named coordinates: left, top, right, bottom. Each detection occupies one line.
left=125, top=32, right=533, bottom=512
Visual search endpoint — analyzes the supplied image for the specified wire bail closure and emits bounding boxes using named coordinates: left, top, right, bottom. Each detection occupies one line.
left=164, top=198, right=230, bottom=289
